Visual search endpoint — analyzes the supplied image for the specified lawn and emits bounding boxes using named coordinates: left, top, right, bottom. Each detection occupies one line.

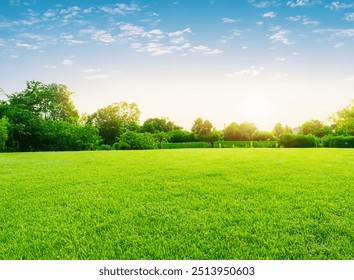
left=0, top=149, right=353, bottom=260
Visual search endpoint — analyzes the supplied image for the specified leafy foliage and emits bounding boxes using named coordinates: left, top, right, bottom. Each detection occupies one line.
left=278, top=133, right=317, bottom=148
left=90, top=102, right=140, bottom=145
left=321, top=135, right=354, bottom=148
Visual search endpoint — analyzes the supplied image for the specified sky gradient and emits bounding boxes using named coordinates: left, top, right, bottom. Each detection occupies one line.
left=1, top=0, right=354, bottom=130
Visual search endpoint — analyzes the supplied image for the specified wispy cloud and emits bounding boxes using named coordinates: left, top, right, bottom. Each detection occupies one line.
left=287, top=15, right=320, bottom=25
left=248, top=0, right=281, bottom=8
left=84, top=74, right=112, bottom=80
left=222, top=18, right=239, bottom=23
left=313, top=28, right=354, bottom=39
left=271, top=73, right=288, bottom=79
left=344, top=13, right=354, bottom=21
left=326, top=1, right=354, bottom=11
left=286, top=0, right=321, bottom=7
left=334, top=42, right=344, bottom=48
left=99, top=3, right=141, bottom=15
left=190, top=45, right=223, bottom=55
left=91, top=30, right=116, bottom=43
left=275, top=57, right=286, bottom=62
left=16, top=42, right=40, bottom=50
left=268, top=30, right=294, bottom=44
left=263, top=11, right=277, bottom=18
left=227, top=66, right=265, bottom=77
left=62, top=59, right=73, bottom=66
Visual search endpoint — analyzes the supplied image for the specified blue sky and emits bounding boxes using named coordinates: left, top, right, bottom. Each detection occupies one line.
left=1, top=0, right=354, bottom=130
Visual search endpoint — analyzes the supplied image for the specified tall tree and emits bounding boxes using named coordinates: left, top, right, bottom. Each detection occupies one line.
left=223, top=122, right=242, bottom=141
left=191, top=118, right=213, bottom=138
left=300, top=119, right=332, bottom=138
left=141, top=117, right=181, bottom=133
left=239, top=122, right=258, bottom=141
left=91, top=102, right=140, bottom=145
left=7, top=81, right=79, bottom=122
left=332, top=100, right=354, bottom=135
left=272, top=122, right=293, bottom=139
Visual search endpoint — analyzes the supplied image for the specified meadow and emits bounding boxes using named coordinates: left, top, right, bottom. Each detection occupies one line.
left=0, top=149, right=353, bottom=260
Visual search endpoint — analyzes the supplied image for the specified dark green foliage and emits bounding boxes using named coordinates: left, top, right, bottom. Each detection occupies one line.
left=300, top=119, right=333, bottom=138
left=167, top=130, right=198, bottom=143
left=191, top=118, right=213, bottom=138
left=254, top=131, right=275, bottom=141
left=90, top=102, right=140, bottom=145
left=321, top=135, right=354, bottom=148
left=278, top=133, right=317, bottom=148
left=116, top=131, right=157, bottom=150
left=272, top=122, right=293, bottom=139
left=332, top=100, right=354, bottom=136
left=223, top=122, right=242, bottom=141
left=141, top=117, right=181, bottom=133
left=0, top=116, right=9, bottom=151
left=162, top=142, right=212, bottom=149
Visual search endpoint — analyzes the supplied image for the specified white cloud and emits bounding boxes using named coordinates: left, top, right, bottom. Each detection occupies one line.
left=326, top=1, right=354, bottom=11
left=263, top=11, right=277, bottom=18
left=222, top=18, right=239, bottom=23
left=41, top=65, right=57, bottom=69
left=84, top=74, right=112, bottom=80
left=62, top=59, right=73, bottom=66
left=81, top=69, right=102, bottom=73
left=256, top=21, right=264, bottom=26
left=99, top=3, right=141, bottom=15
left=91, top=30, right=116, bottom=43
left=344, top=13, right=354, bottom=21
left=286, top=0, right=320, bottom=7
left=334, top=42, right=344, bottom=48
left=43, top=10, right=56, bottom=18
left=16, top=42, right=40, bottom=50
left=168, top=28, right=191, bottom=37
left=119, top=23, right=145, bottom=37
left=83, top=7, right=95, bottom=14
left=20, top=33, right=46, bottom=41
left=227, top=66, right=265, bottom=77
left=268, top=30, right=294, bottom=44
left=248, top=0, right=281, bottom=8
left=191, top=45, right=223, bottom=55
left=313, top=28, right=354, bottom=39
left=275, top=57, right=286, bottom=62
left=287, top=15, right=319, bottom=25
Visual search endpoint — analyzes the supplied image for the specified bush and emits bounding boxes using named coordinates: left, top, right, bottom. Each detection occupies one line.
left=321, top=135, right=354, bottom=148
left=278, top=134, right=317, bottom=148
left=162, top=142, right=212, bottom=149
left=167, top=130, right=198, bottom=143
left=116, top=131, right=158, bottom=150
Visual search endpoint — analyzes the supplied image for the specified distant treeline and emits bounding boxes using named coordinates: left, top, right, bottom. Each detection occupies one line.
left=0, top=81, right=353, bottom=151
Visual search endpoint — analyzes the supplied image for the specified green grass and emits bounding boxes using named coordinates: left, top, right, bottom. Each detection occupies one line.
left=0, top=149, right=353, bottom=260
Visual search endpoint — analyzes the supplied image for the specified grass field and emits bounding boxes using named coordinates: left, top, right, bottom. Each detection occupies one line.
left=0, top=149, right=353, bottom=260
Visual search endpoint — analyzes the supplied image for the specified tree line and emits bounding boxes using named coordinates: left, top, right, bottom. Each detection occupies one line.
left=0, top=81, right=353, bottom=151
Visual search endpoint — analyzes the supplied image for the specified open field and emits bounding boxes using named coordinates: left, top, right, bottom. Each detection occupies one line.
left=0, top=149, right=353, bottom=260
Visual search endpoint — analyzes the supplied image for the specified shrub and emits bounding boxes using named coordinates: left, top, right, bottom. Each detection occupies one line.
left=116, top=131, right=158, bottom=150
left=321, top=135, right=354, bottom=148
left=278, top=134, right=317, bottom=148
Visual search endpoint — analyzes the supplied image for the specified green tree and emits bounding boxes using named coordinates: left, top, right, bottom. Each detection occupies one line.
left=191, top=118, right=213, bottom=139
left=7, top=81, right=79, bottom=122
left=300, top=119, right=332, bottom=138
left=223, top=122, right=242, bottom=141
left=239, top=122, right=258, bottom=141
left=332, top=100, right=354, bottom=136
left=91, top=102, right=140, bottom=145
left=272, top=122, right=293, bottom=139
left=0, top=116, right=9, bottom=151
left=141, top=117, right=181, bottom=133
